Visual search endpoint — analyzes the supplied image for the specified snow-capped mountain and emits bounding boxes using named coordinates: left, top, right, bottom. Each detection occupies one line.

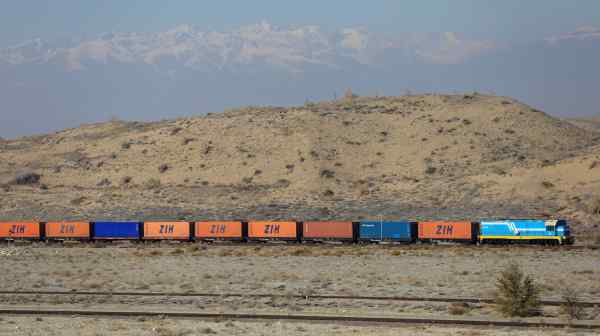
left=0, top=22, right=494, bottom=73
left=0, top=24, right=598, bottom=139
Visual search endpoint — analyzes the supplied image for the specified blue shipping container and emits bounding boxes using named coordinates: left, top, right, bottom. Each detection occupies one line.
left=479, top=219, right=570, bottom=243
left=359, top=221, right=415, bottom=242
left=93, top=222, right=141, bottom=239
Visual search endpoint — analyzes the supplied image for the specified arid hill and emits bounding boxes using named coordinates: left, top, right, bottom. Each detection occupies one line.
left=1, top=94, right=600, bottom=235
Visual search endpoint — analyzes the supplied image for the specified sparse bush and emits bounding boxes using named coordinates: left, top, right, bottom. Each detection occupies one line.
left=275, top=179, right=291, bottom=188
left=144, top=178, right=161, bottom=189
left=254, top=169, right=262, bottom=176
left=182, top=138, right=195, bottom=145
left=587, top=198, right=600, bottom=216
left=494, top=263, right=541, bottom=317
left=448, top=302, right=471, bottom=315
left=323, top=189, right=335, bottom=197
left=158, top=164, right=169, bottom=173
left=320, top=169, right=335, bottom=178
left=121, top=176, right=132, bottom=185
left=70, top=196, right=87, bottom=206
left=541, top=181, right=554, bottom=189
left=13, top=172, right=41, bottom=185
left=424, top=166, right=437, bottom=175
left=121, top=142, right=131, bottom=150
left=170, top=127, right=183, bottom=136
left=97, top=178, right=111, bottom=187
left=462, top=119, right=472, bottom=125
left=560, top=287, right=585, bottom=320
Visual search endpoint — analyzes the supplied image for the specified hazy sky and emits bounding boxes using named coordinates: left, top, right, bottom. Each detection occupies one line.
left=2, top=0, right=599, bottom=46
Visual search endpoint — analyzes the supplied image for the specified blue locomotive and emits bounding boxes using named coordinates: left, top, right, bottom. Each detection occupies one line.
left=478, top=219, right=573, bottom=245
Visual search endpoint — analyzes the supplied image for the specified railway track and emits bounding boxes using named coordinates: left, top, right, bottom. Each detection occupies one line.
left=0, top=240, right=593, bottom=250
left=1, top=290, right=598, bottom=308
left=0, top=307, right=599, bottom=330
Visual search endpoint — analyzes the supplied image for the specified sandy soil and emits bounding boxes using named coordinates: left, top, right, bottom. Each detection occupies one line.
left=0, top=245, right=598, bottom=323
left=2, top=316, right=597, bottom=336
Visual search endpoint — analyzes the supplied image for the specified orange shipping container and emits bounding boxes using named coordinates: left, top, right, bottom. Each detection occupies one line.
left=143, top=222, right=190, bottom=240
left=46, top=222, right=90, bottom=239
left=418, top=221, right=473, bottom=240
left=195, top=221, right=243, bottom=239
left=248, top=221, right=297, bottom=239
left=303, top=221, right=353, bottom=239
left=0, top=222, right=40, bottom=239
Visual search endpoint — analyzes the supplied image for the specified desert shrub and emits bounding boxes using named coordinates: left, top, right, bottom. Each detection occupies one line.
left=182, top=138, right=195, bottom=145
left=158, top=164, right=169, bottom=173
left=541, top=181, right=555, bottom=189
left=560, top=287, right=585, bottom=320
left=13, top=172, right=41, bottom=185
left=144, top=178, right=161, bottom=189
left=320, top=169, right=335, bottom=178
left=97, top=178, right=111, bottom=187
left=448, top=302, right=470, bottom=315
left=121, top=142, right=131, bottom=150
left=494, top=263, right=541, bottom=317
left=169, top=127, right=183, bottom=136
left=587, top=198, right=600, bottom=216
left=323, top=189, right=335, bottom=197
left=121, top=176, right=132, bottom=185
left=424, top=166, right=437, bottom=175
left=254, top=169, right=262, bottom=176
left=275, top=179, right=291, bottom=188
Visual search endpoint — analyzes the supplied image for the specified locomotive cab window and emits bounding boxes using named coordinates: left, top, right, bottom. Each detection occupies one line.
left=546, top=225, right=555, bottom=232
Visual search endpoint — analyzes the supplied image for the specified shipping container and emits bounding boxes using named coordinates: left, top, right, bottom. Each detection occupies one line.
left=302, top=221, right=354, bottom=241
left=45, top=222, right=90, bottom=239
left=479, top=219, right=571, bottom=244
left=143, top=222, right=191, bottom=240
left=418, top=221, right=475, bottom=241
left=359, top=221, right=416, bottom=242
left=0, top=222, right=40, bottom=239
left=248, top=221, right=297, bottom=240
left=93, top=221, right=141, bottom=240
left=195, top=221, right=243, bottom=240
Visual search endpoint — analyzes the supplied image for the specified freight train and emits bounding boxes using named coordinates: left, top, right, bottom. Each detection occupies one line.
left=0, top=219, right=574, bottom=245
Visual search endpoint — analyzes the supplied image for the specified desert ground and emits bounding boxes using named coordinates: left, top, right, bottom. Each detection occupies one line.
left=0, top=244, right=599, bottom=335
left=2, top=316, right=598, bottom=336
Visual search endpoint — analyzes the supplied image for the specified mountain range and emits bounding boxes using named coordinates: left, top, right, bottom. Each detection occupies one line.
left=0, top=23, right=599, bottom=138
